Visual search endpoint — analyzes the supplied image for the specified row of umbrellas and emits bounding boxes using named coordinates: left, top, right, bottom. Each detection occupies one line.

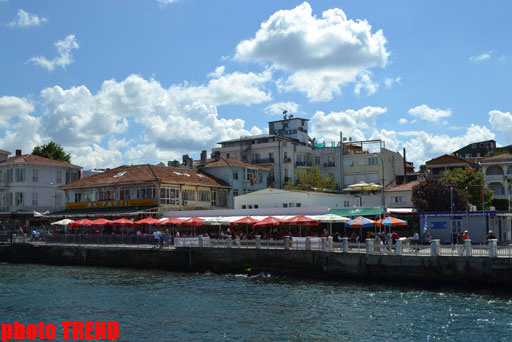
left=51, top=214, right=407, bottom=228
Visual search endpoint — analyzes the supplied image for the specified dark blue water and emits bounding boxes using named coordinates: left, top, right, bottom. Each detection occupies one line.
left=1, top=263, right=511, bottom=341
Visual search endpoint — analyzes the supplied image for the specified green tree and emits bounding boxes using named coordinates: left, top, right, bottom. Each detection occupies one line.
left=412, top=178, right=466, bottom=212
left=32, top=142, right=71, bottom=163
left=285, top=167, right=337, bottom=192
left=441, top=168, right=493, bottom=210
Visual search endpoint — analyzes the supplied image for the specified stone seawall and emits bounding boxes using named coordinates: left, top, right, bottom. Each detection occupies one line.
left=2, top=244, right=512, bottom=288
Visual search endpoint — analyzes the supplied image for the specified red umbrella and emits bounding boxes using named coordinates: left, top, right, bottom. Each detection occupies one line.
left=252, top=216, right=283, bottom=228
left=69, top=219, right=94, bottom=227
left=90, top=218, right=113, bottom=226
left=180, top=217, right=204, bottom=226
left=110, top=218, right=135, bottom=226
left=283, top=215, right=319, bottom=226
left=229, top=216, right=260, bottom=227
left=160, top=217, right=184, bottom=225
left=134, top=217, right=161, bottom=225
left=375, top=217, right=407, bottom=227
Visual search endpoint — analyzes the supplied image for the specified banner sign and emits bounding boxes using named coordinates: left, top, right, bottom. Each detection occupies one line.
left=66, top=198, right=156, bottom=210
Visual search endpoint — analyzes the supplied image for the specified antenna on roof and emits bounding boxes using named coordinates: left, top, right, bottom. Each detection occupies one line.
left=283, top=110, right=287, bottom=120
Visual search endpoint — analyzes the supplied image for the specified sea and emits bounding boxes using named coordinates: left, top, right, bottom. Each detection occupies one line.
left=1, top=263, right=511, bottom=342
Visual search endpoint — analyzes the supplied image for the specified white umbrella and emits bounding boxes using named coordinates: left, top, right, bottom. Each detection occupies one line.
left=51, top=219, right=74, bottom=225
left=309, top=214, right=350, bottom=235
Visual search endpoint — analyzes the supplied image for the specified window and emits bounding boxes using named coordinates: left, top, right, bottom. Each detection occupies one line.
left=471, top=144, right=476, bottom=148
left=356, top=174, right=366, bottom=182
left=31, top=169, right=38, bottom=183
left=282, top=203, right=288, bottom=208
left=465, top=153, right=471, bottom=158
left=315, top=157, right=320, bottom=165
left=119, top=188, right=132, bottom=200
left=233, top=170, right=238, bottom=180
left=6, top=193, right=13, bottom=207
left=32, top=192, right=38, bottom=206
left=211, top=189, right=217, bottom=207
left=247, top=169, right=257, bottom=184
left=15, top=168, right=24, bottom=182
left=197, top=190, right=210, bottom=202
left=344, top=200, right=350, bottom=207
left=344, top=174, right=355, bottom=185
left=7, top=169, right=13, bottom=184
left=343, top=159, right=353, bottom=167
left=358, top=158, right=366, bottom=166
left=219, top=190, right=228, bottom=207
left=56, top=171, right=62, bottom=184
left=233, top=189, right=239, bottom=197
left=160, top=185, right=179, bottom=205
left=289, top=203, right=295, bottom=207
left=368, top=173, right=379, bottom=183
left=269, top=152, right=274, bottom=160
left=296, top=203, right=301, bottom=207
left=254, top=204, right=259, bottom=209
left=393, top=196, right=404, bottom=203
left=15, top=192, right=23, bottom=206
left=368, top=157, right=378, bottom=165
left=248, top=205, right=253, bottom=209
left=242, top=205, right=247, bottom=209
left=136, top=186, right=156, bottom=199
left=0, top=170, right=3, bottom=183
left=182, top=189, right=195, bottom=202
left=66, top=171, right=78, bottom=184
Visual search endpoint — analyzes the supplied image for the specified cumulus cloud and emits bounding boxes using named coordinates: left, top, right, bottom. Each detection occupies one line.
left=29, top=35, right=79, bottom=71
left=384, top=76, right=401, bottom=89
left=408, top=104, right=451, bottom=122
left=0, top=114, right=43, bottom=156
left=310, top=106, right=387, bottom=143
left=354, top=72, right=378, bottom=96
left=489, top=109, right=512, bottom=143
left=398, top=118, right=408, bottom=125
left=0, top=96, right=34, bottom=127
left=235, top=2, right=389, bottom=101
left=264, top=101, right=299, bottom=115
left=469, top=51, right=493, bottom=63
left=8, top=9, right=47, bottom=28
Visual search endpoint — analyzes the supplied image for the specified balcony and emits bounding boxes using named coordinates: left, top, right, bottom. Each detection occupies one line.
left=251, top=158, right=274, bottom=165
left=296, top=161, right=312, bottom=167
left=323, top=162, right=335, bottom=168
left=284, top=157, right=292, bottom=163
left=486, top=174, right=504, bottom=181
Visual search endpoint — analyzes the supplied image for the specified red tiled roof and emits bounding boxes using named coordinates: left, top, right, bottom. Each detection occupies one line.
left=481, top=153, right=512, bottom=164
left=202, top=157, right=269, bottom=171
left=426, top=154, right=470, bottom=165
left=4, top=154, right=80, bottom=168
left=385, top=180, right=420, bottom=192
left=59, top=164, right=230, bottom=189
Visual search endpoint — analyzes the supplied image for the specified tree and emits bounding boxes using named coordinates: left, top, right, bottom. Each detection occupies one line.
left=441, top=168, right=493, bottom=210
left=285, top=167, right=337, bottom=192
left=412, top=178, right=466, bottom=212
left=32, top=142, right=71, bottom=163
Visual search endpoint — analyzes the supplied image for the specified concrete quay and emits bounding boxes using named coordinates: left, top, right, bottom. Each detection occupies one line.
left=1, top=243, right=512, bottom=289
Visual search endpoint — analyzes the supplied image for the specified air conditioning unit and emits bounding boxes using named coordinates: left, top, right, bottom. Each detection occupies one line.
left=183, top=200, right=188, bottom=206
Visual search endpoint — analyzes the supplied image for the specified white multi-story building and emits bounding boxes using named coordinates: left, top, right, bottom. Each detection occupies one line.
left=481, top=153, right=512, bottom=199
left=0, top=149, right=81, bottom=231
left=212, top=115, right=405, bottom=191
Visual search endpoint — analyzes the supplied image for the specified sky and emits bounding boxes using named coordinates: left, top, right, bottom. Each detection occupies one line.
left=1, top=0, right=512, bottom=170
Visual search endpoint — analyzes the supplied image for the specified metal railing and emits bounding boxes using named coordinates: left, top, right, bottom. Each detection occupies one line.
left=10, top=234, right=512, bottom=258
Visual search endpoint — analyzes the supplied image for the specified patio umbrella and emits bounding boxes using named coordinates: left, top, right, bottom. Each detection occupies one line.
left=252, top=216, right=283, bottom=228
left=344, top=216, right=375, bottom=228
left=375, top=217, right=407, bottom=227
left=159, top=217, right=184, bottom=225
left=134, top=217, right=161, bottom=225
left=90, top=218, right=113, bottom=226
left=110, top=218, right=135, bottom=226
left=51, top=219, right=74, bottom=225
left=180, top=217, right=205, bottom=236
left=309, top=214, right=350, bottom=236
left=283, top=215, right=319, bottom=236
left=69, top=219, right=94, bottom=227
left=230, top=216, right=260, bottom=238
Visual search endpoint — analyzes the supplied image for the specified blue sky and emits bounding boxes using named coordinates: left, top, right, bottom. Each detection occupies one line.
left=1, top=0, right=512, bottom=170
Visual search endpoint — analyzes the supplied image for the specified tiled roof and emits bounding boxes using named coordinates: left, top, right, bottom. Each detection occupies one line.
left=202, top=157, right=269, bottom=171
left=59, top=164, right=230, bottom=189
left=426, top=154, right=470, bottom=165
left=3, top=154, right=80, bottom=168
left=385, top=180, right=419, bottom=192
left=481, top=153, right=512, bottom=164
left=0, top=149, right=10, bottom=155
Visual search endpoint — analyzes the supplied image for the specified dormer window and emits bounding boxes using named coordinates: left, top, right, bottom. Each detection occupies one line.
left=113, top=171, right=127, bottom=178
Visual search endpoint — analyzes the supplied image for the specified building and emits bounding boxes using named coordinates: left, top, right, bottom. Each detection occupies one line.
left=200, top=156, right=270, bottom=208
left=452, top=140, right=496, bottom=166
left=0, top=149, right=81, bottom=231
left=57, top=164, right=231, bottom=217
left=480, top=153, right=512, bottom=200
left=212, top=115, right=405, bottom=191
left=385, top=180, right=419, bottom=209
left=425, top=154, right=471, bottom=179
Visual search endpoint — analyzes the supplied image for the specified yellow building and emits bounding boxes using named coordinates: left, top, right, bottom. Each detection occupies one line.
left=57, top=164, right=231, bottom=217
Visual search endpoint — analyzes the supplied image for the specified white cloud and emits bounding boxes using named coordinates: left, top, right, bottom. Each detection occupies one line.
left=0, top=114, right=43, bottom=156
left=29, top=35, right=79, bottom=71
left=0, top=96, right=34, bottom=127
left=408, top=104, right=451, bottom=122
left=489, top=109, right=512, bottom=143
left=398, top=118, right=408, bottom=124
left=157, top=0, right=178, bottom=6
left=354, top=72, right=378, bottom=96
left=8, top=9, right=47, bottom=28
left=469, top=50, right=493, bottom=63
left=310, top=106, right=387, bottom=143
left=370, top=129, right=400, bottom=151
left=264, top=101, right=299, bottom=115
left=235, top=2, right=389, bottom=101
left=384, top=76, right=401, bottom=89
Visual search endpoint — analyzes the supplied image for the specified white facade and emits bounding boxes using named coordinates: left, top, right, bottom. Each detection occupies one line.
left=234, top=188, right=365, bottom=210
left=481, top=154, right=512, bottom=200
left=0, top=151, right=81, bottom=213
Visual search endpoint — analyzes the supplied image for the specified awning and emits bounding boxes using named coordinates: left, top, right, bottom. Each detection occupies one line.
left=47, top=205, right=158, bottom=218
left=328, top=207, right=384, bottom=217
left=387, top=208, right=415, bottom=214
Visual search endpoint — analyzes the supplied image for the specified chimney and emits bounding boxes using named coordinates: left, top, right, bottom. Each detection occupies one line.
left=214, top=151, right=221, bottom=161
left=15, top=149, right=22, bottom=156
left=200, top=150, right=207, bottom=165
left=182, top=154, right=189, bottom=165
